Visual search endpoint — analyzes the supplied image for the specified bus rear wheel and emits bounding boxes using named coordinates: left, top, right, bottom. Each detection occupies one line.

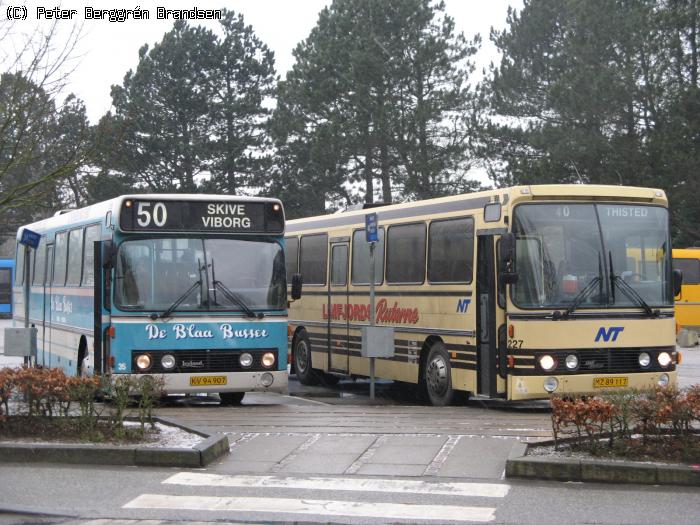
left=293, top=330, right=320, bottom=385
left=422, top=342, right=456, bottom=407
left=220, top=392, right=245, bottom=406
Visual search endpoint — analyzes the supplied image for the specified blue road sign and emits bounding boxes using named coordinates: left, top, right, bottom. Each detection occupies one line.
left=365, top=213, right=378, bottom=243
left=19, top=228, right=41, bottom=249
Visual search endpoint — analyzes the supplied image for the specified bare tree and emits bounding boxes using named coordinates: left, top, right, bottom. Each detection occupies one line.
left=0, top=2, right=86, bottom=231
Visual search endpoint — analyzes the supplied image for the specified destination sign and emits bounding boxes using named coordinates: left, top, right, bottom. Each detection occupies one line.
left=119, top=199, right=284, bottom=233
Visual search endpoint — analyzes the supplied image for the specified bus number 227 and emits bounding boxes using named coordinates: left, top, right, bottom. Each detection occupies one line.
left=137, top=202, right=168, bottom=227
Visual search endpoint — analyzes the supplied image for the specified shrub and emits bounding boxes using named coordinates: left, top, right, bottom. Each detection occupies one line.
left=551, top=385, right=700, bottom=462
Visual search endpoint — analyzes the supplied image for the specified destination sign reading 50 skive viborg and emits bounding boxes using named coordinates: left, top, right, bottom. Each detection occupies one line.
left=119, top=199, right=284, bottom=234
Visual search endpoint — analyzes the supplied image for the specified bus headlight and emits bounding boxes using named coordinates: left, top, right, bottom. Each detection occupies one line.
left=543, top=377, right=559, bottom=393
left=239, top=353, right=253, bottom=368
left=262, top=352, right=275, bottom=368
left=638, top=352, right=651, bottom=368
left=658, top=352, right=672, bottom=368
left=161, top=354, right=176, bottom=370
left=565, top=354, right=578, bottom=370
left=136, top=354, right=152, bottom=371
left=260, top=372, right=274, bottom=387
left=658, top=373, right=670, bottom=387
left=539, top=355, right=557, bottom=371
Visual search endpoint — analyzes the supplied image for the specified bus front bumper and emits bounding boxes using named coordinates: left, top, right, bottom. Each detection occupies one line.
left=507, top=370, right=677, bottom=401
left=136, top=370, right=288, bottom=395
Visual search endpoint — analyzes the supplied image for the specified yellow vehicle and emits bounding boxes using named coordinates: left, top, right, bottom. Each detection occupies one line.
left=672, top=248, right=700, bottom=332
left=285, top=185, right=680, bottom=405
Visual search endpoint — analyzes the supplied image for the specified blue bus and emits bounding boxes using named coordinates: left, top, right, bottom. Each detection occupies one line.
left=0, top=258, right=13, bottom=318
left=13, top=195, right=289, bottom=404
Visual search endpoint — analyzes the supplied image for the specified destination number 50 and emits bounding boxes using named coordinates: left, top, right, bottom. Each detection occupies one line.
left=137, top=202, right=168, bottom=227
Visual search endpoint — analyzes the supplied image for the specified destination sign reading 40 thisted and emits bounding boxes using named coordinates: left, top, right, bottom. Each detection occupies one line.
left=119, top=199, right=284, bottom=233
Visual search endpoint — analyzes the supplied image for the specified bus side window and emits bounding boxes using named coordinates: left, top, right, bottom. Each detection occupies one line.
left=284, top=237, right=299, bottom=284
left=386, top=222, right=426, bottom=284
left=66, top=229, right=83, bottom=286
left=428, top=217, right=474, bottom=283
left=82, top=224, right=101, bottom=287
left=672, top=258, right=700, bottom=285
left=53, top=232, right=69, bottom=286
left=351, top=228, right=385, bottom=285
left=32, top=240, right=47, bottom=285
left=15, top=244, right=25, bottom=286
left=299, top=234, right=328, bottom=285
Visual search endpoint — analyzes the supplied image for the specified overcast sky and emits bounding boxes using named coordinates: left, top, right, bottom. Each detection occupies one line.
left=5, top=1, right=521, bottom=123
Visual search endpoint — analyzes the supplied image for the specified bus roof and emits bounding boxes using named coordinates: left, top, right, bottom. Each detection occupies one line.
left=15, top=194, right=283, bottom=238
left=286, top=184, right=668, bottom=233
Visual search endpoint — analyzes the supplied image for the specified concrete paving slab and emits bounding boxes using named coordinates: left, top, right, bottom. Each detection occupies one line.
left=371, top=442, right=446, bottom=465
left=355, top=463, right=428, bottom=476
left=279, top=454, right=361, bottom=474
left=228, top=434, right=309, bottom=462
left=436, top=437, right=518, bottom=479
left=303, top=434, right=376, bottom=454
left=215, top=460, right=277, bottom=473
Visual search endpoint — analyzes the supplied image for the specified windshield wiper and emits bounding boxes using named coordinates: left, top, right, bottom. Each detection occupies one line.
left=151, top=279, right=202, bottom=320
left=553, top=276, right=602, bottom=319
left=212, top=279, right=263, bottom=319
left=608, top=251, right=657, bottom=317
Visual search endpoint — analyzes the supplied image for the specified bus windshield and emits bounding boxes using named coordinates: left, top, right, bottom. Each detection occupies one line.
left=512, top=203, right=672, bottom=309
left=115, top=237, right=286, bottom=313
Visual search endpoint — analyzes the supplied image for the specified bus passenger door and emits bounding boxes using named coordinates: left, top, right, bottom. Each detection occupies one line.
left=93, top=240, right=112, bottom=376
left=41, top=245, right=54, bottom=367
left=476, top=234, right=505, bottom=397
left=328, top=242, right=350, bottom=373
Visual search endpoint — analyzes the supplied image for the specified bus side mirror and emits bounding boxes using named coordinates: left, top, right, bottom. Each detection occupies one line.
left=673, top=269, right=683, bottom=297
left=498, top=233, right=518, bottom=285
left=291, top=273, right=303, bottom=301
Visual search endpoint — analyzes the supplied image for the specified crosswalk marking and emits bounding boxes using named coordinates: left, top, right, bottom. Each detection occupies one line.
left=163, top=472, right=510, bottom=498
left=124, top=494, right=497, bottom=522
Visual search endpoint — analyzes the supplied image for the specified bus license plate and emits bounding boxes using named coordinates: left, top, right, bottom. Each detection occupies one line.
left=190, top=376, right=227, bottom=386
left=593, top=376, right=628, bottom=388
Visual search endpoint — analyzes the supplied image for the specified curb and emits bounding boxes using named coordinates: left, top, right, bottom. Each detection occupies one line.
left=506, top=441, right=700, bottom=487
left=0, top=417, right=229, bottom=468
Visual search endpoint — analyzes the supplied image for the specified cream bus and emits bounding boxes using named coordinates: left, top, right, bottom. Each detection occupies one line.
left=285, top=185, right=681, bottom=405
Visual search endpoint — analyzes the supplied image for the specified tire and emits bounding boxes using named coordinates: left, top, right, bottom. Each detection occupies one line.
left=292, top=330, right=320, bottom=385
left=77, top=337, right=89, bottom=378
left=220, top=392, right=245, bottom=406
left=421, top=342, right=456, bottom=407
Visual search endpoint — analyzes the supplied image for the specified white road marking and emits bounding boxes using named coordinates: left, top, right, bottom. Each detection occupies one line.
left=163, top=472, right=510, bottom=498
left=424, top=434, right=462, bottom=476
left=124, top=494, right=496, bottom=522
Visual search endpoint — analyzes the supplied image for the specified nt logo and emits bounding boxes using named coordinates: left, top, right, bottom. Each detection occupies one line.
left=595, top=326, right=625, bottom=343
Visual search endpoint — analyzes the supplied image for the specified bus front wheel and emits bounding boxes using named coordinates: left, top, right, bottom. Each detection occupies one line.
left=422, top=342, right=456, bottom=407
left=293, top=330, right=320, bottom=385
left=220, top=392, right=245, bottom=406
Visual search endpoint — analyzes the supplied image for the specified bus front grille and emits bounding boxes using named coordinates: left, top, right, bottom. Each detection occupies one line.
left=131, top=349, right=279, bottom=373
left=510, top=347, right=676, bottom=375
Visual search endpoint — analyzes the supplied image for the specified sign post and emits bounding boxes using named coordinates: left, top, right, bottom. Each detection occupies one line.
left=18, top=228, right=41, bottom=365
left=365, top=213, right=378, bottom=401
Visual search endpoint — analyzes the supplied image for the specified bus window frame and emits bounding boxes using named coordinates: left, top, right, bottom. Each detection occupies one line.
left=284, top=236, right=300, bottom=284
left=299, top=233, right=328, bottom=286
left=351, top=227, right=386, bottom=286
left=385, top=221, right=426, bottom=286
left=427, top=216, right=475, bottom=285
left=65, top=227, right=84, bottom=287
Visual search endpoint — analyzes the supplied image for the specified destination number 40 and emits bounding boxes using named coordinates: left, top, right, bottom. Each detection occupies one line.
left=137, top=202, right=167, bottom=227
